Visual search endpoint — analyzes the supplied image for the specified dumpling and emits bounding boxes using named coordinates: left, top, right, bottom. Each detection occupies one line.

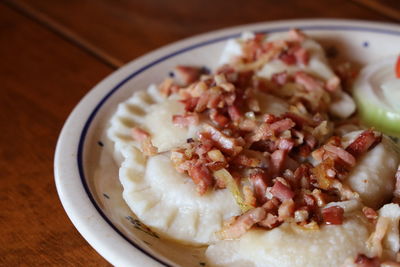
left=107, top=84, right=201, bottom=162
left=342, top=131, right=400, bottom=208
left=119, top=146, right=241, bottom=245
left=219, top=31, right=355, bottom=119
left=206, top=208, right=372, bottom=267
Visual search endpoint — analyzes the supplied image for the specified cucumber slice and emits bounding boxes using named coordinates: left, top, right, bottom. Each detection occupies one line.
left=353, top=57, right=400, bottom=137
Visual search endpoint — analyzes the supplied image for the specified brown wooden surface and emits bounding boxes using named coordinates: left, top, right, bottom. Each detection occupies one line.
left=0, top=0, right=398, bottom=266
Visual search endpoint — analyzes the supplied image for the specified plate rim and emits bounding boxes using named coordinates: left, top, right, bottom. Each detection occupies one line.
left=54, top=18, right=400, bottom=267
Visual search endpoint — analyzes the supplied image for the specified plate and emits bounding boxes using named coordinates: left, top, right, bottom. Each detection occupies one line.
left=54, top=19, right=400, bottom=267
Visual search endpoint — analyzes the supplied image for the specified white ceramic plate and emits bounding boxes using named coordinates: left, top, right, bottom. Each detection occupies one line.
left=54, top=19, right=400, bottom=267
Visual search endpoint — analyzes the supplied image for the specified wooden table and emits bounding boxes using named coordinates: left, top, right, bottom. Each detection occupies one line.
left=0, top=0, right=398, bottom=265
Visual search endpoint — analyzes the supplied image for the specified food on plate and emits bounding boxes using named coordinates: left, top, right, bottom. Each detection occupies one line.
left=353, top=56, right=400, bottom=137
left=108, top=29, right=400, bottom=266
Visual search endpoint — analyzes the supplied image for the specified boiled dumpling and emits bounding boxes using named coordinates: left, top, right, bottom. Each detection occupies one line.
left=107, top=84, right=201, bottom=161
left=206, top=208, right=372, bottom=267
left=119, top=146, right=241, bottom=245
left=219, top=31, right=355, bottom=119
left=342, top=131, right=400, bottom=208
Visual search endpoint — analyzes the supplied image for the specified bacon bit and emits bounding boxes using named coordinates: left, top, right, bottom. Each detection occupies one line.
left=354, top=254, right=380, bottom=267
left=278, top=199, right=295, bottom=220
left=172, top=113, right=199, bottom=127
left=131, top=127, right=150, bottom=142
left=325, top=76, right=340, bottom=92
left=294, top=47, right=309, bottom=65
left=324, top=144, right=356, bottom=167
left=190, top=81, right=208, bottom=97
left=188, top=161, right=214, bottom=195
left=207, top=90, right=223, bottom=109
left=140, top=138, right=157, bottom=156
left=311, top=158, right=336, bottom=190
left=362, top=206, right=378, bottom=222
left=272, top=71, right=289, bottom=85
left=258, top=213, right=280, bottom=229
left=227, top=105, right=242, bottom=122
left=294, top=71, right=324, bottom=92
left=283, top=113, right=310, bottom=129
left=345, top=129, right=382, bottom=157
left=311, top=189, right=328, bottom=207
left=174, top=65, right=203, bottom=85
left=209, top=109, right=229, bottom=127
left=159, top=78, right=179, bottom=96
left=288, top=28, right=307, bottom=42
left=250, top=170, right=269, bottom=205
left=270, top=180, right=294, bottom=201
left=270, top=149, right=287, bottom=177
left=269, top=118, right=296, bottom=137
left=294, top=209, right=309, bottom=223
left=280, top=53, right=296, bottom=65
left=302, top=193, right=316, bottom=207
left=218, top=207, right=266, bottom=239
left=396, top=55, right=400, bottom=78
left=233, top=153, right=260, bottom=167
left=239, top=118, right=257, bottom=131
left=276, top=138, right=295, bottom=151
left=321, top=206, right=344, bottom=225
left=207, top=149, right=225, bottom=162
left=203, top=124, right=243, bottom=156
left=196, top=134, right=214, bottom=156
left=195, top=92, right=210, bottom=112
left=180, top=97, right=199, bottom=112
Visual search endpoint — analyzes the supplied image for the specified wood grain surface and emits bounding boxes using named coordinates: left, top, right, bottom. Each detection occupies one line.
left=0, top=0, right=398, bottom=266
left=0, top=3, right=112, bottom=266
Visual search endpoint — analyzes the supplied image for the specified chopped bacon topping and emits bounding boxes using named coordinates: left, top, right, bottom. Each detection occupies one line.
left=294, top=71, right=324, bottom=91
left=270, top=150, right=287, bottom=177
left=188, top=161, right=214, bottom=195
left=362, top=206, right=378, bottom=222
left=272, top=71, right=289, bottom=85
left=288, top=28, right=307, bottom=42
left=131, top=127, right=150, bottom=142
left=172, top=113, right=199, bottom=127
left=203, top=124, right=243, bottom=156
left=131, top=127, right=158, bottom=156
left=269, top=118, right=296, bottom=136
left=218, top=207, right=266, bottom=239
left=346, top=129, right=382, bottom=157
left=143, top=30, right=397, bottom=243
left=294, top=47, right=309, bottom=65
left=159, top=78, right=179, bottom=96
left=270, top=180, right=294, bottom=201
left=227, top=105, right=242, bottom=122
left=321, top=206, right=344, bottom=225
left=323, top=144, right=356, bottom=167
left=174, top=65, right=204, bottom=85
left=278, top=199, right=295, bottom=220
left=250, top=170, right=269, bottom=205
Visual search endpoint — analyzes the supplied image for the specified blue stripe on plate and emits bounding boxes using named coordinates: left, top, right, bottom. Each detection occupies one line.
left=77, top=24, right=400, bottom=266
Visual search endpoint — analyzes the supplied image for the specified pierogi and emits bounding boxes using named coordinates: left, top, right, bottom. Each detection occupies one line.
left=108, top=29, right=400, bottom=266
